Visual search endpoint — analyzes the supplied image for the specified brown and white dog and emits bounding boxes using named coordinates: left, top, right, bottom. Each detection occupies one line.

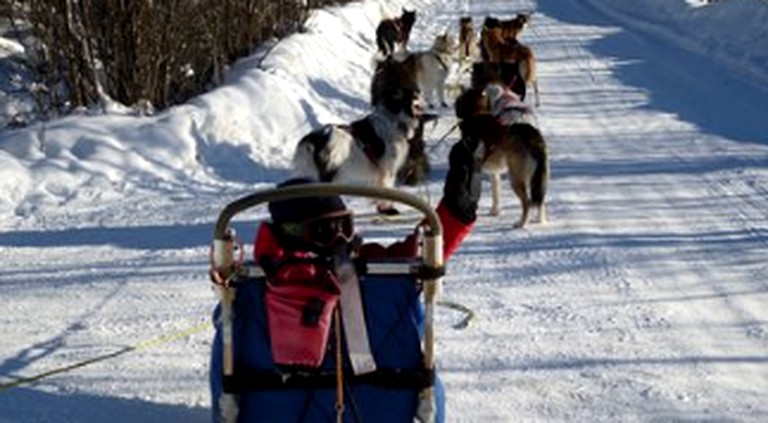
left=455, top=66, right=548, bottom=228
left=481, top=16, right=539, bottom=106
left=464, top=114, right=548, bottom=228
left=375, top=8, right=417, bottom=57
left=479, top=14, right=530, bottom=60
left=500, top=13, right=530, bottom=40
left=293, top=56, right=424, bottom=215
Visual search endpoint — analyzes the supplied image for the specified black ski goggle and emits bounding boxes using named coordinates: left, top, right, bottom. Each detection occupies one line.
left=282, top=211, right=355, bottom=250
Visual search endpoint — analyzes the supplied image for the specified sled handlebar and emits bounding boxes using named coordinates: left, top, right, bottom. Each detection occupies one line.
left=212, top=184, right=444, bottom=423
left=213, top=183, right=442, bottom=241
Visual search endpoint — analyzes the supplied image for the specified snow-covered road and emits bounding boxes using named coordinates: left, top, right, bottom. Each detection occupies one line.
left=1, top=0, right=767, bottom=421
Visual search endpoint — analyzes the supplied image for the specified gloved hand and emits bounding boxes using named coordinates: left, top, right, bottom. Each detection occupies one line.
left=442, top=136, right=482, bottom=224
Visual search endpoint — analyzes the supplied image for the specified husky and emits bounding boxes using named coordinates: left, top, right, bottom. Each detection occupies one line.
left=455, top=69, right=548, bottom=228
left=397, top=112, right=439, bottom=186
left=370, top=55, right=438, bottom=187
left=376, top=8, right=417, bottom=57
left=458, top=17, right=479, bottom=66
left=479, top=14, right=529, bottom=59
left=370, top=53, right=418, bottom=107
left=294, top=57, right=423, bottom=215
left=481, top=18, right=539, bottom=106
left=411, top=32, right=456, bottom=109
left=461, top=113, right=548, bottom=228
left=500, top=13, right=530, bottom=40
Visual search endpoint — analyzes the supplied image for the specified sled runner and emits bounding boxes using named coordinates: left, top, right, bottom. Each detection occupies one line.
left=209, top=184, right=446, bottom=423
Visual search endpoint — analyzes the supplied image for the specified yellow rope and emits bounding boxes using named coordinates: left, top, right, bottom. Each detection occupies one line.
left=0, top=320, right=211, bottom=393
left=134, top=321, right=210, bottom=351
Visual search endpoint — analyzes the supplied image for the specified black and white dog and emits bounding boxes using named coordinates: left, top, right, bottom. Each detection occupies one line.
left=293, top=59, right=424, bottom=214
left=375, top=8, right=417, bottom=57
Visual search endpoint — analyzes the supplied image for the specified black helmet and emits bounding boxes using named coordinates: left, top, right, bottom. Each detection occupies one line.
left=269, top=178, right=355, bottom=253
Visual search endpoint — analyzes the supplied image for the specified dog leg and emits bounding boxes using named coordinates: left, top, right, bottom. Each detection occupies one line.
left=511, top=179, right=530, bottom=229
left=533, top=80, right=540, bottom=107
left=490, top=171, right=502, bottom=216
left=375, top=171, right=400, bottom=215
left=438, top=76, right=449, bottom=108
left=537, top=202, right=548, bottom=225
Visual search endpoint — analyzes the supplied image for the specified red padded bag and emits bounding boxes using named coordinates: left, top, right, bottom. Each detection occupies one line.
left=265, top=262, right=340, bottom=368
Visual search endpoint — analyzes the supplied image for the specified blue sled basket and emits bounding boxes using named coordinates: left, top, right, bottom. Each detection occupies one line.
left=209, top=184, right=446, bottom=423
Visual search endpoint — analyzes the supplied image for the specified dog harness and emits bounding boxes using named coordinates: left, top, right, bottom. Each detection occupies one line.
left=348, top=118, right=386, bottom=166
left=433, top=53, right=450, bottom=74
left=392, top=19, right=404, bottom=42
left=484, top=84, right=531, bottom=126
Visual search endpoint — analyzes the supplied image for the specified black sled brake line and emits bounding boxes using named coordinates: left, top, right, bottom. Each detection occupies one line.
left=437, top=300, right=476, bottom=330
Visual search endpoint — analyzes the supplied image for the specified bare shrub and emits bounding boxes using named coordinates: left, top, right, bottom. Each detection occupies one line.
left=4, top=0, right=351, bottom=121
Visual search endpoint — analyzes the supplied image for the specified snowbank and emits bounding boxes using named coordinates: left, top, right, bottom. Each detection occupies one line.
left=0, top=0, right=416, bottom=218
left=584, top=0, right=768, bottom=86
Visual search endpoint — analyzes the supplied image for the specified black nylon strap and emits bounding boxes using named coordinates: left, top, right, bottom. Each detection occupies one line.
left=223, top=367, right=435, bottom=393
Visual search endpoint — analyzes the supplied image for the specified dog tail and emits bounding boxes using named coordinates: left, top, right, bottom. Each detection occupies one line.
left=510, top=123, right=548, bottom=206
left=531, top=149, right=548, bottom=207
left=528, top=128, right=548, bottom=207
left=292, top=127, right=331, bottom=181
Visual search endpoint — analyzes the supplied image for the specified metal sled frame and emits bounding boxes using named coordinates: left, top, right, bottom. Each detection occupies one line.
left=210, top=183, right=444, bottom=423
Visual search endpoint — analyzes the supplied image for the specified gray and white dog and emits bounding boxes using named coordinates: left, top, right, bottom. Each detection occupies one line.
left=412, top=32, right=456, bottom=108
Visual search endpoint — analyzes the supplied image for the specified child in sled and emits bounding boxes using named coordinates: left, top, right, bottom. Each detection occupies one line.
left=211, top=136, right=482, bottom=423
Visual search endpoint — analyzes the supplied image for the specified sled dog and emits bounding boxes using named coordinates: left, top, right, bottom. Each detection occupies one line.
left=458, top=17, right=478, bottom=66
left=370, top=55, right=438, bottom=187
left=455, top=69, right=547, bottom=228
left=481, top=18, right=539, bottom=106
left=461, top=113, right=548, bottom=228
left=479, top=14, right=529, bottom=59
left=294, top=57, right=423, bottom=215
left=412, top=32, right=456, bottom=108
left=500, top=13, right=530, bottom=40
left=370, top=53, right=418, bottom=107
left=397, top=112, right=439, bottom=186
left=376, top=8, right=417, bottom=57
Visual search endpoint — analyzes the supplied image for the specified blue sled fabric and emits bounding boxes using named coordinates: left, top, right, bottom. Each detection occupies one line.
left=209, top=271, right=445, bottom=423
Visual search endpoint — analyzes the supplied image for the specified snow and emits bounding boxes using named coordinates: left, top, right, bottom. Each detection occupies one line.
left=1, top=0, right=767, bottom=421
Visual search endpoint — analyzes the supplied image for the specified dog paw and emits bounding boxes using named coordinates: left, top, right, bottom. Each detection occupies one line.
left=489, top=208, right=501, bottom=217
left=513, top=217, right=531, bottom=229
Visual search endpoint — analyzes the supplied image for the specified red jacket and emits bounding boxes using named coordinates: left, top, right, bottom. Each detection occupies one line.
left=253, top=200, right=474, bottom=367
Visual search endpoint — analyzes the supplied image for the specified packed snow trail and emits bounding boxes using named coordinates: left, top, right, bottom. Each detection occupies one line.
left=1, top=0, right=767, bottom=422
left=433, top=0, right=768, bottom=421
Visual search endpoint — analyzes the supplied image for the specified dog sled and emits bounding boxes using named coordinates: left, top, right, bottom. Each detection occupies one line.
left=209, top=183, right=447, bottom=423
